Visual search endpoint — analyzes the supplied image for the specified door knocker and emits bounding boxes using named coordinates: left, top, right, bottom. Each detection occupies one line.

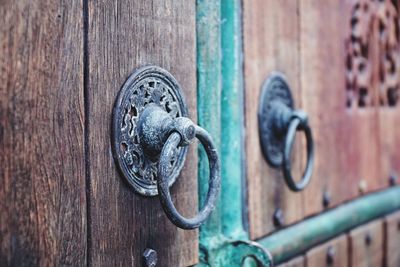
left=112, top=65, right=220, bottom=229
left=258, top=72, right=314, bottom=192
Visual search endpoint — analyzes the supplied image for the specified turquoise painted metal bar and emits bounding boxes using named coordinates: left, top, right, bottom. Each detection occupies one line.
left=259, top=186, right=400, bottom=264
left=196, top=0, right=223, bottom=244
left=220, top=0, right=247, bottom=240
left=196, top=0, right=272, bottom=266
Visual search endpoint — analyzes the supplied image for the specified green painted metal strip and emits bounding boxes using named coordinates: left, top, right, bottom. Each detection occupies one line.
left=220, top=0, right=247, bottom=240
left=258, top=186, right=400, bottom=264
left=196, top=0, right=222, bottom=243
left=196, top=1, right=273, bottom=266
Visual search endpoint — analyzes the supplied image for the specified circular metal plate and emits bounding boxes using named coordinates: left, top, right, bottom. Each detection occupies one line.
left=112, top=66, right=188, bottom=196
left=258, top=72, right=294, bottom=167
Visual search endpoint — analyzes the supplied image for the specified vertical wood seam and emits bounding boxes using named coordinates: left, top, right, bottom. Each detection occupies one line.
left=82, top=0, right=91, bottom=266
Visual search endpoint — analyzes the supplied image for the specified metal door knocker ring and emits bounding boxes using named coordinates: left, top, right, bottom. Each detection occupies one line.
left=158, top=123, right=220, bottom=229
left=282, top=111, right=314, bottom=191
left=258, top=72, right=314, bottom=192
left=112, top=65, right=220, bottom=229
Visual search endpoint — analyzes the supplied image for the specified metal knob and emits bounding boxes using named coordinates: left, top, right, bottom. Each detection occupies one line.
left=258, top=72, right=314, bottom=192
left=112, top=65, right=220, bottom=229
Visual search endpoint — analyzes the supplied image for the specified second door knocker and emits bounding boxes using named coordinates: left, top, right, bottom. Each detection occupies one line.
left=258, top=72, right=314, bottom=192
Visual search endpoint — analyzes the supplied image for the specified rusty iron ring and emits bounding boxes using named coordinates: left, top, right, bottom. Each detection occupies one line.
left=282, top=112, right=314, bottom=192
left=157, top=125, right=220, bottom=229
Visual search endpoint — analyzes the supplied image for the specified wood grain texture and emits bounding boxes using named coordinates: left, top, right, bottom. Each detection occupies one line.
left=349, top=219, right=384, bottom=267
left=243, top=0, right=304, bottom=239
left=299, top=0, right=384, bottom=217
left=86, top=0, right=198, bottom=266
left=0, top=0, right=86, bottom=266
left=276, top=256, right=305, bottom=267
left=305, top=235, right=348, bottom=267
left=243, top=0, right=395, bottom=241
left=384, top=211, right=400, bottom=267
left=300, top=0, right=345, bottom=217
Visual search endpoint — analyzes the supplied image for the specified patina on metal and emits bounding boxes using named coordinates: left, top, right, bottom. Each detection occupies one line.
left=113, top=65, right=220, bottom=229
left=156, top=108, right=221, bottom=229
left=259, top=186, right=400, bottom=264
left=195, top=0, right=273, bottom=265
left=258, top=73, right=314, bottom=192
left=112, top=65, right=188, bottom=196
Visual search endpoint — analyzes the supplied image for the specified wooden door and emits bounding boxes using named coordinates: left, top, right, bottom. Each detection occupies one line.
left=0, top=1, right=86, bottom=265
left=384, top=211, right=400, bottom=267
left=349, top=219, right=384, bottom=267
left=86, top=1, right=198, bottom=266
left=0, top=1, right=199, bottom=266
left=243, top=0, right=400, bottom=240
left=306, top=235, right=348, bottom=267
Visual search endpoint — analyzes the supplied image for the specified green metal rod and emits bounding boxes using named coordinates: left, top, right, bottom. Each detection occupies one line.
left=197, top=0, right=222, bottom=241
left=220, top=0, right=247, bottom=240
left=258, top=186, right=400, bottom=264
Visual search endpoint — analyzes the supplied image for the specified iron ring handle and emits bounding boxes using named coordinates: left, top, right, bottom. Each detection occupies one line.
left=157, top=125, right=220, bottom=230
left=282, top=114, right=314, bottom=192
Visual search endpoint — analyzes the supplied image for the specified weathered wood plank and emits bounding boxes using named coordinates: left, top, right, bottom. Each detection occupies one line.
left=349, top=219, right=384, bottom=267
left=243, top=0, right=304, bottom=239
left=384, top=211, right=400, bottom=267
left=86, top=0, right=198, bottom=266
left=0, top=1, right=86, bottom=265
left=305, top=235, right=348, bottom=267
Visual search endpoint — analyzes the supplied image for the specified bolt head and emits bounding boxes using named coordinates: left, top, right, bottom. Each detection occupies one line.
left=143, top=248, right=158, bottom=267
left=323, top=191, right=331, bottom=208
left=326, top=246, right=336, bottom=265
left=273, top=208, right=285, bottom=227
left=359, top=180, right=367, bottom=194
left=365, top=233, right=372, bottom=246
left=389, top=174, right=397, bottom=186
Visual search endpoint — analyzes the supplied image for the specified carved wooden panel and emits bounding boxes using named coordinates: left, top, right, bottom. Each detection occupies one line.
left=346, top=0, right=400, bottom=108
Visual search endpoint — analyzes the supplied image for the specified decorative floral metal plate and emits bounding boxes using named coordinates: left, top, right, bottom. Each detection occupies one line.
left=258, top=72, right=294, bottom=167
left=112, top=66, right=188, bottom=196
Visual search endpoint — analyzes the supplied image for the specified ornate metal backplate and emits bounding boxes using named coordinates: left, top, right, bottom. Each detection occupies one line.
left=112, top=66, right=188, bottom=196
left=258, top=72, right=294, bottom=167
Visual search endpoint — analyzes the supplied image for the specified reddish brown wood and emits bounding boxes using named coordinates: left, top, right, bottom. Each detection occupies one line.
left=305, top=235, right=348, bottom=267
left=384, top=211, right=400, bottom=267
left=0, top=0, right=86, bottom=265
left=243, top=0, right=305, bottom=240
left=244, top=0, right=398, bottom=241
left=299, top=0, right=379, bottom=219
left=349, top=219, right=384, bottom=267
left=86, top=0, right=198, bottom=266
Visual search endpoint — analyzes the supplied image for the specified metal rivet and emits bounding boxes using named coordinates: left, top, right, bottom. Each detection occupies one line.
left=365, top=233, right=372, bottom=246
left=143, top=248, right=158, bottom=267
left=273, top=208, right=285, bottom=227
left=323, top=191, right=331, bottom=208
left=326, top=246, right=336, bottom=265
left=389, top=174, right=397, bottom=186
left=359, top=180, right=367, bottom=194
